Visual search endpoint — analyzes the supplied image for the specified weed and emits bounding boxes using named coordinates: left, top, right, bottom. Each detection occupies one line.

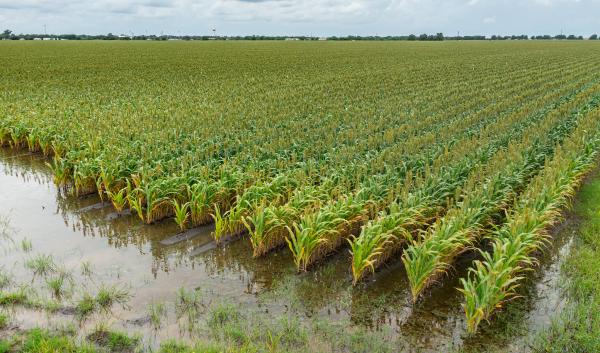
left=148, top=301, right=167, bottom=330
left=24, top=254, right=56, bottom=279
left=20, top=238, right=32, bottom=253
left=208, top=303, right=241, bottom=330
left=175, top=287, right=203, bottom=332
left=96, top=285, right=131, bottom=314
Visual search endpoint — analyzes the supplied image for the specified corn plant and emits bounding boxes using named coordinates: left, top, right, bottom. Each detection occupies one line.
left=172, top=199, right=191, bottom=232
left=459, top=109, right=600, bottom=333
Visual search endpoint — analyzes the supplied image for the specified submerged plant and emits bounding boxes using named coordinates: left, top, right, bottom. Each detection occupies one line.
left=24, top=254, right=56, bottom=279
left=96, top=285, right=132, bottom=313
left=148, top=301, right=167, bottom=330
left=175, top=287, right=204, bottom=332
left=75, top=292, right=97, bottom=323
left=81, top=261, right=94, bottom=278
left=46, top=267, right=74, bottom=300
left=20, top=238, right=33, bottom=253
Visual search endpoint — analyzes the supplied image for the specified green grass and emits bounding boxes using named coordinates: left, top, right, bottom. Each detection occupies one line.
left=174, top=287, right=203, bottom=332
left=0, top=289, right=27, bottom=306
left=87, top=327, right=139, bottom=352
left=18, top=328, right=97, bottom=353
left=0, top=270, right=11, bottom=290
left=23, top=254, right=56, bottom=279
left=0, top=312, right=8, bottom=329
left=0, top=340, right=9, bottom=353
left=207, top=303, right=241, bottom=330
left=533, top=175, right=600, bottom=352
left=95, top=285, right=131, bottom=313
left=148, top=301, right=167, bottom=330
left=158, top=313, right=393, bottom=353
left=75, top=292, right=97, bottom=323
left=20, top=238, right=32, bottom=253
left=75, top=285, right=132, bottom=323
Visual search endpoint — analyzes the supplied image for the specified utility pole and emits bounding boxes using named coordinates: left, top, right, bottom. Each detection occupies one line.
left=44, top=24, right=47, bottom=36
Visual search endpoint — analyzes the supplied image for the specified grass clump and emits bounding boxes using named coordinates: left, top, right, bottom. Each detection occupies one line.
left=158, top=340, right=223, bottom=353
left=81, top=261, right=94, bottom=278
left=175, top=287, right=203, bottom=332
left=24, top=254, right=56, bottom=279
left=46, top=268, right=73, bottom=300
left=0, top=269, right=12, bottom=290
left=207, top=303, right=241, bottom=330
left=0, top=312, right=8, bottom=329
left=0, top=288, right=28, bottom=306
left=96, top=285, right=131, bottom=313
left=20, top=238, right=32, bottom=253
left=75, top=292, right=97, bottom=323
left=148, top=301, right=167, bottom=330
left=76, top=285, right=131, bottom=323
left=19, top=328, right=97, bottom=353
left=87, top=326, right=139, bottom=353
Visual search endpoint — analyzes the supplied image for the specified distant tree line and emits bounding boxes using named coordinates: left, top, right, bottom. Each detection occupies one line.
left=1, top=29, right=598, bottom=41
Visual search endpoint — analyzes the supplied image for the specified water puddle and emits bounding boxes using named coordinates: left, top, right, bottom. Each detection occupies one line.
left=0, top=147, right=578, bottom=351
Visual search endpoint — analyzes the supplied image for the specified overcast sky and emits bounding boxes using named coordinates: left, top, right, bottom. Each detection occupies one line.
left=1, top=0, right=598, bottom=36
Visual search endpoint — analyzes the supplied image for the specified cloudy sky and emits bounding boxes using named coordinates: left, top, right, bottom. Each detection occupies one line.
left=0, top=0, right=598, bottom=36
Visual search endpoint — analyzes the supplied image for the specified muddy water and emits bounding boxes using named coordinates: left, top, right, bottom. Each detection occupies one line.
left=0, top=147, right=576, bottom=352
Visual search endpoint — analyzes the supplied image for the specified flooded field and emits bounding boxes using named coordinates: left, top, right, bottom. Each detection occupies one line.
left=0, top=146, right=579, bottom=352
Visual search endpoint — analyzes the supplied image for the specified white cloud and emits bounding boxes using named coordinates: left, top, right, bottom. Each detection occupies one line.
left=0, top=0, right=598, bottom=36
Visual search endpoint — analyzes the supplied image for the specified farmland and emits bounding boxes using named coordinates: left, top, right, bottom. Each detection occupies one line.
left=1, top=40, right=600, bottom=351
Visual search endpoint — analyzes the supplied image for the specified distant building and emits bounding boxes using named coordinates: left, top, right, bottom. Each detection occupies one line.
left=285, top=37, right=299, bottom=41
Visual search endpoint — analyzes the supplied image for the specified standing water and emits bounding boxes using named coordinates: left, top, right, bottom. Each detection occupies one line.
left=0, top=147, right=577, bottom=352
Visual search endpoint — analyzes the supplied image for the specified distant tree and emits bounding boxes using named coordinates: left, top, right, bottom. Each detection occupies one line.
left=555, top=34, right=567, bottom=40
left=408, top=34, right=416, bottom=41
left=590, top=34, right=598, bottom=40
left=567, top=34, right=576, bottom=40
left=418, top=33, right=428, bottom=41
left=1, top=29, right=12, bottom=39
left=435, top=32, right=444, bottom=41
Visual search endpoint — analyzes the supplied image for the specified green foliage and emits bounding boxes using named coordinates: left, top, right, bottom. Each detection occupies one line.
left=0, top=288, right=27, bottom=306
left=20, top=328, right=97, bottom=353
left=0, top=340, right=8, bottom=353
left=87, top=327, right=139, bottom=352
left=75, top=293, right=97, bottom=323
left=148, top=301, right=167, bottom=330
left=459, top=107, right=600, bottom=333
left=208, top=303, right=241, bottom=330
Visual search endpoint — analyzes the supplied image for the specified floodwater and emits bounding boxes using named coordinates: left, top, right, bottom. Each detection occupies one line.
left=0, top=147, right=577, bottom=352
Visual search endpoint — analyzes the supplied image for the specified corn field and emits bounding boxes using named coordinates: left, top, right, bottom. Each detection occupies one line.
left=1, top=40, right=600, bottom=334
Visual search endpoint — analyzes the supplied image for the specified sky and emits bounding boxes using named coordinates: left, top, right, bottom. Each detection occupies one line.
left=0, top=0, right=598, bottom=37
